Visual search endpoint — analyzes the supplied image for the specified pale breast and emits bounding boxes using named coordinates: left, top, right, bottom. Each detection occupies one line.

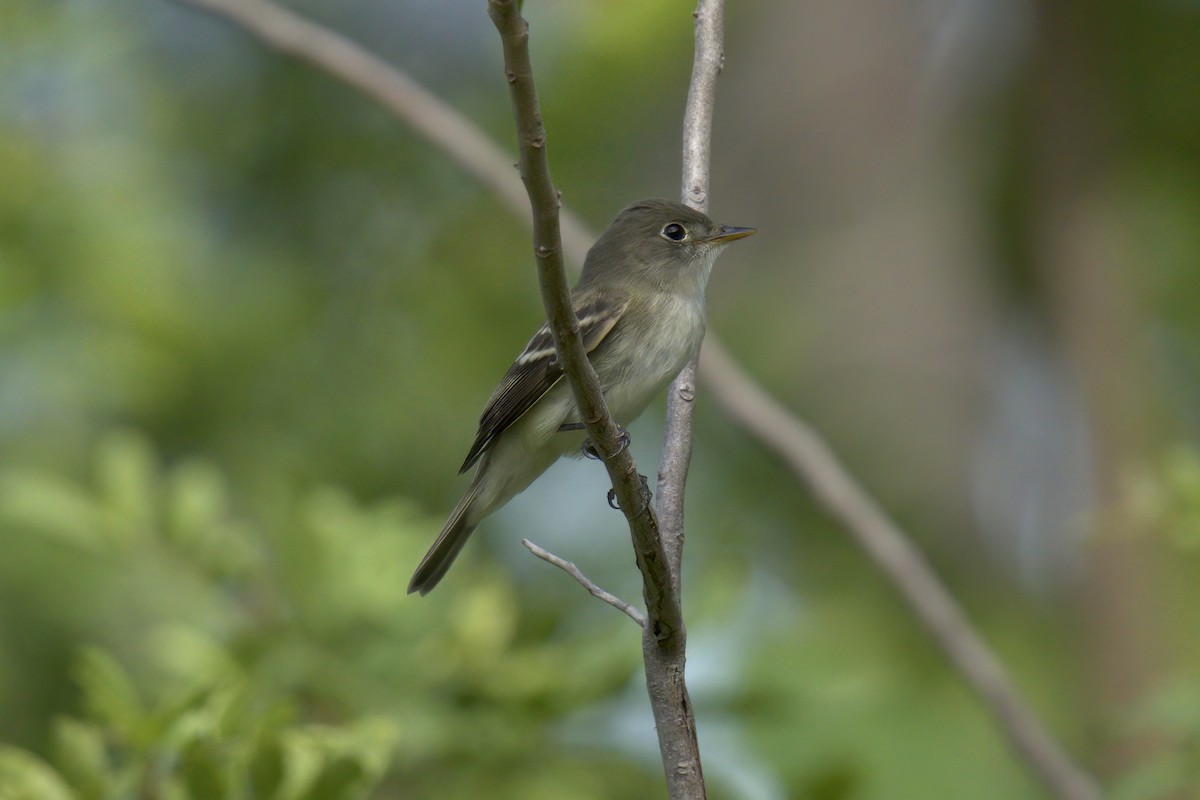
left=600, top=292, right=706, bottom=424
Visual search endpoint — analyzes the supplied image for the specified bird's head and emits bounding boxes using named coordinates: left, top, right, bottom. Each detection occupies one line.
left=580, top=198, right=755, bottom=294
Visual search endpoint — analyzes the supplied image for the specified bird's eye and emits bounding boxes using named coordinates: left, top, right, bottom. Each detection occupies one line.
left=661, top=223, right=687, bottom=242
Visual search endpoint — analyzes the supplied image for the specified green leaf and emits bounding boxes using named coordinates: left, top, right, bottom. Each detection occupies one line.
left=74, top=649, right=145, bottom=743
left=52, top=719, right=111, bottom=798
left=330, top=718, right=398, bottom=780
left=95, top=430, right=159, bottom=546
left=0, top=471, right=104, bottom=549
left=275, top=719, right=397, bottom=800
left=0, top=746, right=76, bottom=800
left=276, top=730, right=326, bottom=800
left=144, top=626, right=239, bottom=691
left=164, top=460, right=229, bottom=549
left=163, top=460, right=260, bottom=577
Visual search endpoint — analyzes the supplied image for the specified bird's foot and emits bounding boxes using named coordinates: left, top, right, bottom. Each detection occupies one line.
left=582, top=425, right=631, bottom=460
left=607, top=473, right=651, bottom=511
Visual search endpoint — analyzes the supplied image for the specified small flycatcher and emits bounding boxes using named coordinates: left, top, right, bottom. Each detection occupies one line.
left=408, top=198, right=754, bottom=595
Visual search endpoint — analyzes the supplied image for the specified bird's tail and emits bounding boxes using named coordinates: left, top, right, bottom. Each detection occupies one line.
left=408, top=481, right=482, bottom=596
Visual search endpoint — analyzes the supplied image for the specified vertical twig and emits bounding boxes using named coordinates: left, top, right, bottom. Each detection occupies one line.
left=482, top=2, right=677, bottom=624
left=485, top=2, right=702, bottom=797
left=638, top=4, right=731, bottom=799
left=658, top=0, right=727, bottom=584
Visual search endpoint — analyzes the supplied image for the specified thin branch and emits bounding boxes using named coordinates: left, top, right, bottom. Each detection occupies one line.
left=680, top=2, right=724, bottom=214
left=657, top=0, right=727, bottom=589
left=633, top=5, right=731, bottom=800
left=699, top=340, right=1102, bottom=800
left=522, top=539, right=646, bottom=628
left=484, top=4, right=700, bottom=797
left=168, top=2, right=1102, bottom=798
left=483, top=0, right=680, bottom=638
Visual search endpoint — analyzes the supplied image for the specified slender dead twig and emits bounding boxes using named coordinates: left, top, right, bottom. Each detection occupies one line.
left=167, top=1, right=1102, bottom=797
left=521, top=539, right=646, bottom=628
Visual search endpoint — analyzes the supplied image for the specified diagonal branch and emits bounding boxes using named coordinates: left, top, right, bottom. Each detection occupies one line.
left=699, top=341, right=1103, bottom=800
left=522, top=539, right=646, bottom=628
left=167, top=1, right=1102, bottom=798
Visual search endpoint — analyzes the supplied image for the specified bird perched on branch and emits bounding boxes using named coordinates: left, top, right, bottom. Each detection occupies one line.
left=408, top=198, right=754, bottom=595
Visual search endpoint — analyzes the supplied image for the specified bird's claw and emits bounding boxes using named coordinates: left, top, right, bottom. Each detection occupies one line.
left=606, top=473, right=651, bottom=512
left=582, top=425, right=631, bottom=460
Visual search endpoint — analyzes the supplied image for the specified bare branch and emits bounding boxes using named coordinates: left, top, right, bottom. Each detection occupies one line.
left=632, top=4, right=732, bottom=799
left=657, top=0, right=727, bottom=591
left=484, top=4, right=701, bottom=796
left=168, top=2, right=1102, bottom=797
left=680, top=2, right=725, bottom=214
left=521, top=539, right=646, bottom=628
left=483, top=0, right=681, bottom=638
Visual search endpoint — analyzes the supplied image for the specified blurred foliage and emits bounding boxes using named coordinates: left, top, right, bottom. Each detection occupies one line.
left=3, top=0, right=1200, bottom=798
left=0, top=645, right=397, bottom=800
left=0, top=432, right=650, bottom=799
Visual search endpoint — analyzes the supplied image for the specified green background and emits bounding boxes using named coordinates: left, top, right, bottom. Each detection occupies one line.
left=2, top=0, right=1200, bottom=798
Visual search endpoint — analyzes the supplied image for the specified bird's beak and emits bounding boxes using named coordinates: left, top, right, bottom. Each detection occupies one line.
left=703, top=225, right=756, bottom=244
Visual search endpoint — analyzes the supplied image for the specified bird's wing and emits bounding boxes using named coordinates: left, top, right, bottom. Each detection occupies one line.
left=458, top=294, right=628, bottom=474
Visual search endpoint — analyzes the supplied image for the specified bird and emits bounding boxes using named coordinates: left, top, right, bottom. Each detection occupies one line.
left=408, top=198, right=755, bottom=595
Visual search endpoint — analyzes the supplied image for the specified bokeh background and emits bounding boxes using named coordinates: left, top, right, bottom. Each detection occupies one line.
left=2, top=0, right=1200, bottom=798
